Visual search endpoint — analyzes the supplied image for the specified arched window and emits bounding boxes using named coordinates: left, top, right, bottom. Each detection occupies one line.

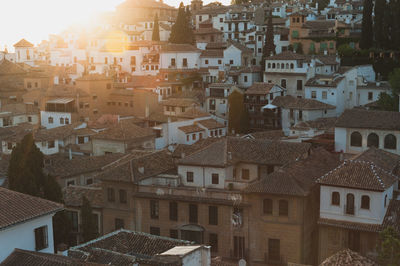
left=290, top=63, right=294, bottom=69
left=286, top=63, right=289, bottom=69
left=350, top=132, right=362, bottom=147
left=279, top=199, right=288, bottom=216
left=361, top=195, right=370, bottom=209
left=296, top=18, right=300, bottom=23
left=263, top=198, right=273, bottom=214
left=272, top=63, right=276, bottom=69
left=367, top=133, right=379, bottom=148
left=268, top=63, right=271, bottom=68
left=60, top=117, right=64, bottom=124
left=331, top=192, right=340, bottom=206
left=65, top=118, right=69, bottom=124
left=346, top=193, right=355, bottom=214
left=281, top=63, right=284, bottom=69
left=384, top=134, right=397, bottom=150
left=277, top=63, right=280, bottom=69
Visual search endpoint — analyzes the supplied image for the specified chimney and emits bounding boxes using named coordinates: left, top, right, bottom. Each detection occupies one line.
left=228, top=152, right=232, bottom=160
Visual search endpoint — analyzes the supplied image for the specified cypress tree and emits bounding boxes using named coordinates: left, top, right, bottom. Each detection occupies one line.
left=374, top=0, right=386, bottom=49
left=261, top=10, right=276, bottom=73
left=228, top=90, right=249, bottom=134
left=169, top=2, right=194, bottom=44
left=81, top=196, right=98, bottom=242
left=152, top=13, right=160, bottom=42
left=360, top=0, right=373, bottom=49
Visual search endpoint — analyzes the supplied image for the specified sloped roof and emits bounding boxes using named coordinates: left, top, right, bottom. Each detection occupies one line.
left=245, top=148, right=340, bottom=196
left=317, top=160, right=398, bottom=191
left=63, top=185, right=104, bottom=208
left=245, top=82, right=276, bottom=95
left=272, top=95, right=336, bottom=110
left=0, top=187, right=63, bottom=230
left=335, top=109, right=400, bottom=130
left=0, top=59, right=26, bottom=75
left=178, top=124, right=205, bottom=133
left=92, top=120, right=155, bottom=141
left=353, top=147, right=400, bottom=176
left=197, top=118, right=225, bottom=130
left=319, top=248, right=378, bottom=266
left=266, top=51, right=306, bottom=61
left=178, top=137, right=311, bottom=167
left=13, top=39, right=34, bottom=47
left=160, top=44, right=201, bottom=53
left=200, top=49, right=224, bottom=58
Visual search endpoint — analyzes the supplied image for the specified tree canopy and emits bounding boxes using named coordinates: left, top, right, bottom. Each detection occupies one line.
left=360, top=0, right=373, bottom=49
left=378, top=227, right=400, bottom=266
left=377, top=68, right=400, bottom=111
left=261, top=10, right=276, bottom=73
left=228, top=90, right=249, bottom=134
left=169, top=3, right=194, bottom=44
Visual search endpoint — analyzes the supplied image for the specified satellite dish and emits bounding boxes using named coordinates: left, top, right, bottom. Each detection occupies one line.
left=239, top=259, right=246, bottom=266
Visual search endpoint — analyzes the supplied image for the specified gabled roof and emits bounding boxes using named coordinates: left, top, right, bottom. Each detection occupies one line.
left=226, top=40, right=253, bottom=54
left=245, top=82, right=278, bottom=95
left=64, top=185, right=104, bottom=208
left=178, top=137, right=311, bottom=167
left=200, top=49, right=224, bottom=58
left=178, top=124, right=205, bottom=134
left=0, top=187, right=63, bottom=230
left=13, top=39, right=34, bottom=48
left=197, top=119, right=225, bottom=130
left=272, top=95, right=336, bottom=110
left=266, top=51, right=306, bottom=61
left=335, top=109, right=400, bottom=130
left=319, top=248, right=378, bottom=266
left=245, top=148, right=340, bottom=196
left=317, top=160, right=398, bottom=191
left=160, top=44, right=201, bottom=53
left=0, top=59, right=26, bottom=75
left=352, top=147, right=400, bottom=176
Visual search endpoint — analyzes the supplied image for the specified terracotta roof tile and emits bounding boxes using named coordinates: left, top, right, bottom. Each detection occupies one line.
left=245, top=82, right=276, bottom=94
left=0, top=187, right=63, bottom=230
left=335, top=109, right=400, bottom=130
left=319, top=248, right=379, bottom=265
left=13, top=39, right=34, bottom=47
left=272, top=95, right=336, bottom=110
left=317, top=160, right=398, bottom=191
left=197, top=119, right=225, bottom=130
left=63, top=185, right=104, bottom=208
left=178, top=124, right=205, bottom=133
left=161, top=44, right=201, bottom=53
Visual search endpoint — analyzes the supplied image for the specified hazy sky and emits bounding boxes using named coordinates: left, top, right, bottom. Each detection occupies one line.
left=0, top=0, right=230, bottom=52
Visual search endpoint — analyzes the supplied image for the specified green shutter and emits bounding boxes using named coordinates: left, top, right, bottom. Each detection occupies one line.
left=329, top=42, right=334, bottom=49
left=320, top=42, right=327, bottom=52
left=293, top=43, right=299, bottom=50
left=292, top=30, right=299, bottom=38
left=309, top=43, right=315, bottom=53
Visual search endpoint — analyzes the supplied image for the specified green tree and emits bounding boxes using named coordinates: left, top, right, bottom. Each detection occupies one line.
left=374, top=0, right=387, bottom=49
left=81, top=196, right=98, bottom=242
left=377, top=68, right=400, bottom=111
left=169, top=2, right=194, bottom=44
left=8, top=133, right=71, bottom=250
left=390, top=68, right=400, bottom=95
left=232, top=0, right=250, bottom=4
left=152, top=13, right=160, bottom=42
left=295, top=43, right=304, bottom=54
left=360, top=0, right=373, bottom=49
left=228, top=90, right=249, bottom=134
left=261, top=10, right=276, bottom=73
left=378, top=227, right=400, bottom=265
left=337, top=44, right=355, bottom=57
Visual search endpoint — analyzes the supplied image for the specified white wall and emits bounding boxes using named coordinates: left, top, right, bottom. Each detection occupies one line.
left=0, top=214, right=55, bottom=262
left=40, top=111, right=72, bottom=129
left=178, top=165, right=226, bottom=189
left=320, top=185, right=393, bottom=224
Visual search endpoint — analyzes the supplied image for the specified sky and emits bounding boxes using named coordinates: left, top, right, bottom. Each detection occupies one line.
left=0, top=0, right=230, bottom=52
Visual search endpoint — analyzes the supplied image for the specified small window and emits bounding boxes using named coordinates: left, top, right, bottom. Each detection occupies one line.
left=205, top=59, right=209, bottom=65
left=384, top=134, right=397, bottom=150
left=34, top=226, right=48, bottom=251
left=48, top=117, right=53, bottom=124
left=278, top=200, right=288, bottom=216
left=209, top=206, right=218, bottom=225
left=48, top=140, right=55, bottom=149
left=7, top=142, right=13, bottom=150
left=350, top=132, right=362, bottom=147
left=150, top=200, right=159, bottom=219
left=331, top=192, right=340, bottom=206
left=385, top=195, right=388, bottom=207
left=189, top=204, right=198, bottom=223
left=244, top=76, right=248, bottom=82
left=187, top=171, right=194, bottom=182
left=150, top=226, right=160, bottom=236
left=115, top=218, right=124, bottom=230
left=263, top=198, right=273, bottom=214
left=209, top=233, right=218, bottom=253
left=367, top=133, right=379, bottom=148
left=192, top=134, right=196, bottom=141
left=361, top=195, right=370, bottom=209
left=311, top=91, right=317, bottom=99
left=78, top=136, right=85, bottom=144
left=212, top=173, right=219, bottom=184
left=169, top=202, right=178, bottom=221
left=28, top=116, right=32, bottom=122
left=242, top=169, right=250, bottom=180
left=230, top=60, right=234, bottom=65
left=119, top=189, right=127, bottom=204
left=60, top=117, right=64, bottom=124
left=368, top=92, right=373, bottom=100
left=322, top=91, right=327, bottom=99
left=86, top=178, right=93, bottom=185
left=107, top=188, right=115, bottom=202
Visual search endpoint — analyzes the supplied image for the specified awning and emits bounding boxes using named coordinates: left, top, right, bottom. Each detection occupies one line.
left=262, top=103, right=277, bottom=109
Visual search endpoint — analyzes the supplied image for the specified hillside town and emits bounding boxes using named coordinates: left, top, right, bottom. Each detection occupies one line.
left=0, top=0, right=400, bottom=265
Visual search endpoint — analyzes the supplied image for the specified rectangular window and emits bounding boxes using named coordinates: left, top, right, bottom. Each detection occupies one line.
left=242, top=169, right=250, bottom=180
left=169, top=202, right=178, bottom=221
left=311, top=91, right=317, bottom=99
left=78, top=136, right=85, bottom=144
left=212, top=173, right=219, bottom=184
left=48, top=117, right=53, bottom=124
left=233, top=236, right=245, bottom=258
left=182, top=58, right=188, bottom=67
left=322, top=91, right=327, bottom=99
left=299, top=110, right=303, bottom=120
left=297, top=80, right=303, bottom=91
left=368, top=92, right=373, bottom=100
left=187, top=171, right=194, bottom=182
left=150, top=200, right=159, bottom=219
left=218, top=60, right=222, bottom=64
left=205, top=60, right=209, bottom=65
left=171, top=58, right=176, bottom=67
left=268, top=239, right=280, bottom=261
left=150, top=226, right=160, bottom=236
left=244, top=76, right=248, bottom=82
left=263, top=199, right=273, bottom=214
left=34, top=226, right=48, bottom=251
left=115, top=218, right=124, bottom=230
left=209, top=206, right=218, bottom=225
left=230, top=60, right=234, bottom=65
left=209, top=233, right=218, bottom=253
left=189, top=204, right=198, bottom=223
left=119, top=189, right=127, bottom=204
left=66, top=211, right=78, bottom=232
left=280, top=79, right=286, bottom=88
left=107, top=188, right=115, bottom=202
left=170, top=229, right=178, bottom=239
left=48, top=140, right=55, bottom=149
left=192, top=134, right=196, bottom=141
